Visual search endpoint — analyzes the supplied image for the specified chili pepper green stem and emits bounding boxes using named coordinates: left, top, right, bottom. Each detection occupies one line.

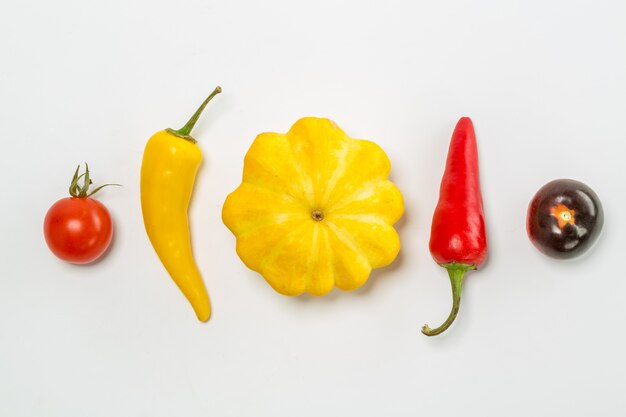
left=167, top=86, right=222, bottom=142
left=422, top=263, right=474, bottom=336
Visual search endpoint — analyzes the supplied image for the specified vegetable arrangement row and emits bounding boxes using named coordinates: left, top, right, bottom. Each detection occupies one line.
left=43, top=87, right=605, bottom=337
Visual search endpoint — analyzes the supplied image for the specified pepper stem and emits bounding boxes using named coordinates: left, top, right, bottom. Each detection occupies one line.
left=168, top=86, right=222, bottom=140
left=422, top=263, right=474, bottom=336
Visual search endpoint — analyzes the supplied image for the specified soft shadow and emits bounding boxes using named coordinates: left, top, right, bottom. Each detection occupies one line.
left=352, top=243, right=406, bottom=297
left=353, top=208, right=410, bottom=296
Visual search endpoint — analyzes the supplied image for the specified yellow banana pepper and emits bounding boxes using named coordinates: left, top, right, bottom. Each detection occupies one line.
left=222, top=117, right=404, bottom=296
left=140, top=86, right=221, bottom=322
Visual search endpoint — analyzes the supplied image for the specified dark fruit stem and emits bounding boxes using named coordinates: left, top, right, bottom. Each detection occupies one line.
left=167, top=86, right=222, bottom=142
left=422, top=263, right=474, bottom=336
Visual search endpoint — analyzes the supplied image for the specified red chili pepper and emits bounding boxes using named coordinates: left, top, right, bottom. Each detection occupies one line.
left=422, top=117, right=488, bottom=336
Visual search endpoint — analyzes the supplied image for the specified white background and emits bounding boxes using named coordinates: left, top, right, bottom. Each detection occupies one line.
left=1, top=1, right=625, bottom=415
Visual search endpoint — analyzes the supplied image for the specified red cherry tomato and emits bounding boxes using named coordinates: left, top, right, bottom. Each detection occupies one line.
left=44, top=163, right=118, bottom=264
left=44, top=197, right=113, bottom=264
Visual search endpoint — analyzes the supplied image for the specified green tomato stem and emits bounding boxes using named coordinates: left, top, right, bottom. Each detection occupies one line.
left=68, top=163, right=120, bottom=198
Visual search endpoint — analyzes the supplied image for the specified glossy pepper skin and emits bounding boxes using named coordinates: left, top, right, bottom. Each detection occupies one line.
left=141, top=86, right=221, bottom=322
left=422, top=117, right=488, bottom=336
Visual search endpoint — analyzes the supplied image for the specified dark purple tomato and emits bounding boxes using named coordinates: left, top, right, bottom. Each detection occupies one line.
left=527, top=179, right=603, bottom=259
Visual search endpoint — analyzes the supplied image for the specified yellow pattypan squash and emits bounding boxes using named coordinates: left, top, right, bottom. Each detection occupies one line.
left=222, top=117, right=404, bottom=296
